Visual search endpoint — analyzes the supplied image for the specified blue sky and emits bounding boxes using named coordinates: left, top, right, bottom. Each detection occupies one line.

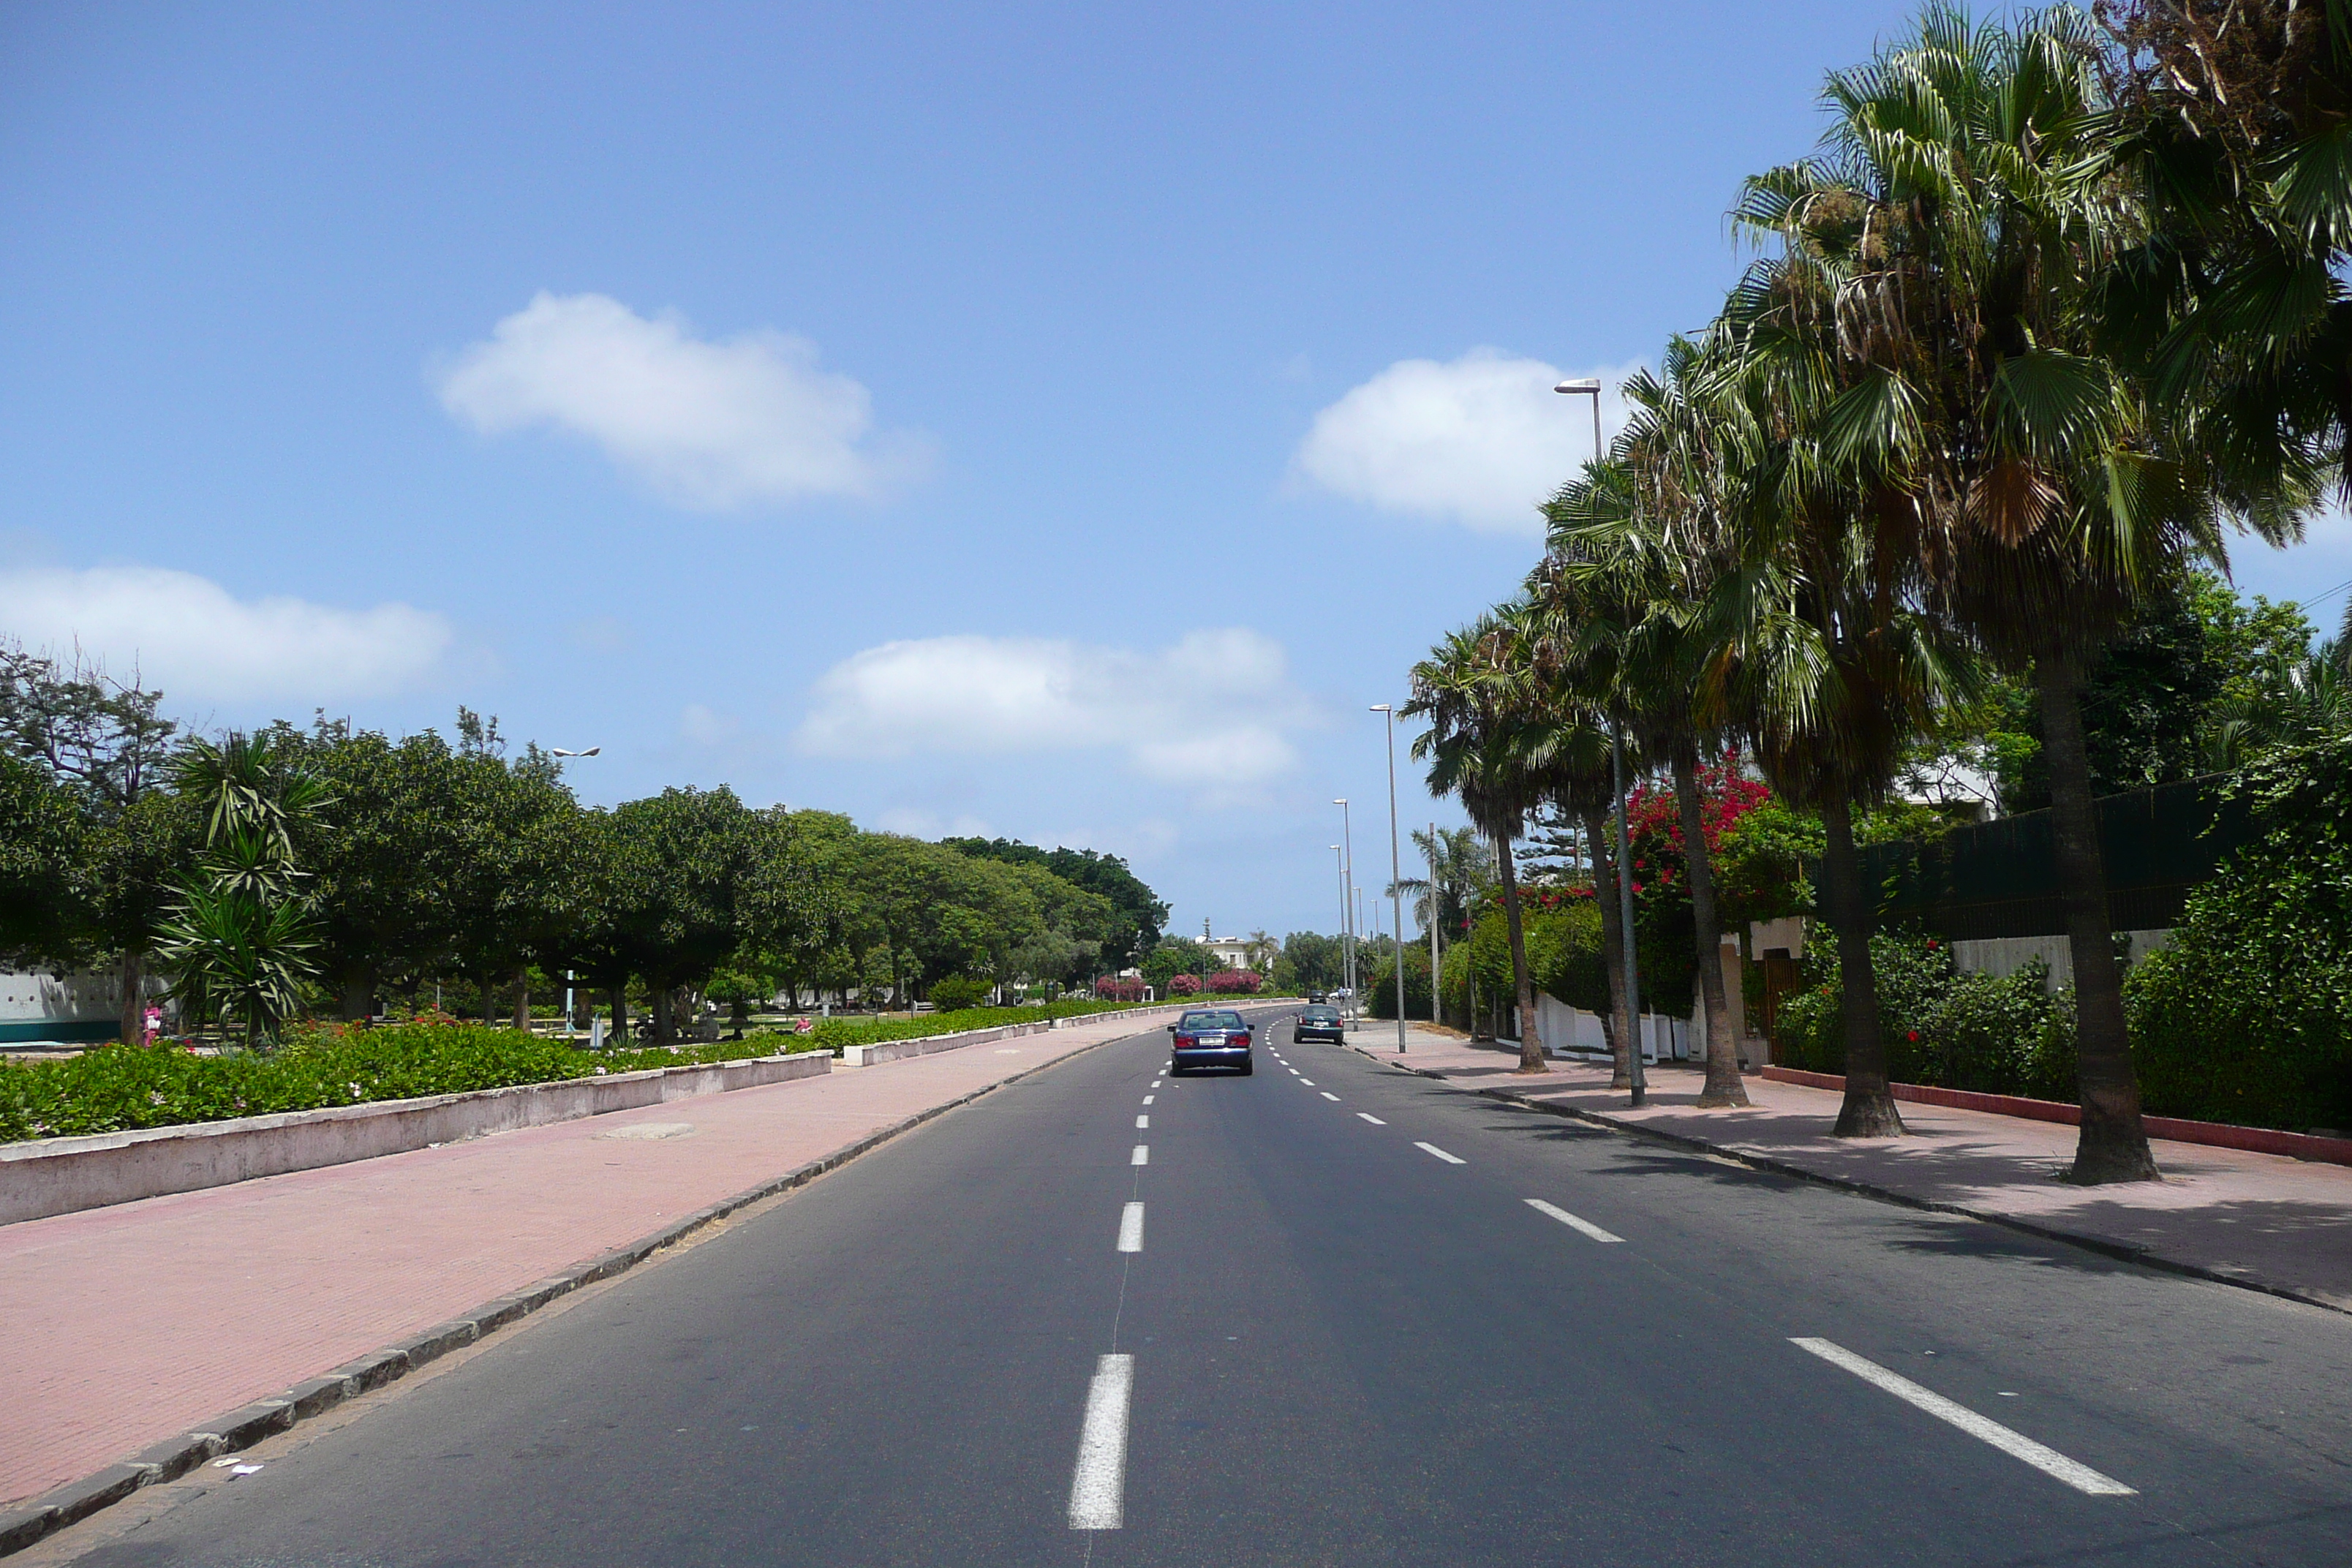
left=5, top=1, right=2348, bottom=943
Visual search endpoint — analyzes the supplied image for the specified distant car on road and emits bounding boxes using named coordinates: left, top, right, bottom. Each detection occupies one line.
left=1166, top=1009, right=1253, bottom=1075
left=1292, top=1005, right=1345, bottom=1044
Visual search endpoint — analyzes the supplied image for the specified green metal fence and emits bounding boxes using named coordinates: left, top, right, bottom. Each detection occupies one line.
left=1858, top=777, right=2255, bottom=941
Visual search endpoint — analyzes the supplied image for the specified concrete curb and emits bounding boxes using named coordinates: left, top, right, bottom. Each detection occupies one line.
left=0, top=1019, right=1159, bottom=1558
left=1345, top=1044, right=2352, bottom=1322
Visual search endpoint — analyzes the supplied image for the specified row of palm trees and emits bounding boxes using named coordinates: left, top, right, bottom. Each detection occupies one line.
left=1404, top=4, right=2352, bottom=1185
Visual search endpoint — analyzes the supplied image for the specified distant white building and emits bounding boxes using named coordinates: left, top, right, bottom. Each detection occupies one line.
left=1202, top=936, right=1259, bottom=972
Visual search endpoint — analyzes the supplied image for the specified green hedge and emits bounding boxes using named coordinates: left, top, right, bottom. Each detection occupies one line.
left=0, top=997, right=1172, bottom=1143
left=2122, top=741, right=2352, bottom=1134
left=1770, top=934, right=2076, bottom=1100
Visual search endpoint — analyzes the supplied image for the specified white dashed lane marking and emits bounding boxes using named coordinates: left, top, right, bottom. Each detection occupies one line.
left=1526, top=1198, right=1622, bottom=1243
left=1116, top=1202, right=1145, bottom=1254
left=1067, top=1354, right=1134, bottom=1530
left=1789, top=1338, right=2134, bottom=1496
left=1136, top=1115, right=1149, bottom=1130
left=1414, top=1142, right=1465, bottom=1165
left=1131, top=1145, right=1148, bottom=1166
left=1357, top=1113, right=1387, bottom=1126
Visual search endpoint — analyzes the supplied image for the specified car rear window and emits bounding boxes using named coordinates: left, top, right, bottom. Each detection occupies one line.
left=1302, top=1008, right=1338, bottom=1021
left=1181, top=1011, right=1245, bottom=1030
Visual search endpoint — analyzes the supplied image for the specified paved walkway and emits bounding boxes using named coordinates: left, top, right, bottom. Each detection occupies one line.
left=0, top=1011, right=1169, bottom=1509
left=1343, top=1025, right=2352, bottom=1315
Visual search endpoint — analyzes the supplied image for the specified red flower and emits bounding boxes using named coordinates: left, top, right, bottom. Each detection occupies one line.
left=1906, top=1030, right=1920, bottom=1041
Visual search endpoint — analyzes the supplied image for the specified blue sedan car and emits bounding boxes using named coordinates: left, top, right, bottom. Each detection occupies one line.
left=1167, top=1009, right=1254, bottom=1075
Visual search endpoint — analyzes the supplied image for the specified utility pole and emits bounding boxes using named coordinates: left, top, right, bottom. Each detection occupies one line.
left=1372, top=704, right=1408, bottom=1052
left=1336, top=799, right=1357, bottom=1014
left=1612, top=722, right=1649, bottom=1107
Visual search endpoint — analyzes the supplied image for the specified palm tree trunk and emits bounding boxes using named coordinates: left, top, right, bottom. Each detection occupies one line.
left=1821, top=783, right=1904, bottom=1137
left=2034, top=645, right=2161, bottom=1183
left=1494, top=832, right=1547, bottom=1073
left=1674, top=742, right=1749, bottom=1108
left=1583, top=807, right=1635, bottom=1089
left=118, top=951, right=146, bottom=1046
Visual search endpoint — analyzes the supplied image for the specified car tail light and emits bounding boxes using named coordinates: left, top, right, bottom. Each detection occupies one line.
left=1175, top=1033, right=1194, bottom=1047
left=1233, top=1030, right=1251, bottom=1046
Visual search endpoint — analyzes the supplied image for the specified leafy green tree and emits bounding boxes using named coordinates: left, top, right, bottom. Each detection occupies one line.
left=942, top=838, right=1168, bottom=970
left=0, top=752, right=85, bottom=964
left=603, top=786, right=756, bottom=1041
left=1142, top=937, right=1216, bottom=993
left=0, top=645, right=180, bottom=1040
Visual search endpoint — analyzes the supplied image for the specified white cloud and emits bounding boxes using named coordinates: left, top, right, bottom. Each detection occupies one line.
left=0, top=565, right=453, bottom=704
left=436, top=292, right=930, bottom=510
left=1289, top=348, right=1639, bottom=534
left=794, top=629, right=1310, bottom=791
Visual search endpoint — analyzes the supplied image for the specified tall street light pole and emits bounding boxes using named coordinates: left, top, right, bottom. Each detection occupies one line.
left=1335, top=799, right=1357, bottom=1014
left=1558, top=374, right=1646, bottom=1106
left=1331, top=845, right=1347, bottom=998
left=1371, top=704, right=1408, bottom=1052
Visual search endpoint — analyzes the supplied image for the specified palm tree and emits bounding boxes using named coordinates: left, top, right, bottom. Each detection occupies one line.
left=1406, top=617, right=1551, bottom=1074
left=1543, top=346, right=1768, bottom=1109
left=1727, top=5, right=2295, bottom=1179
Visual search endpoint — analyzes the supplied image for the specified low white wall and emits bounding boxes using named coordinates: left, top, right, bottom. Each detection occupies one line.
left=0, top=1049, right=832, bottom=1226
left=1952, top=929, right=2173, bottom=989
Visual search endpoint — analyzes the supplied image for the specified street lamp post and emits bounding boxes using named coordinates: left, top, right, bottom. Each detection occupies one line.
left=1610, top=721, right=1649, bottom=1107
left=1331, top=845, right=1347, bottom=999
left=1557, top=374, right=1646, bottom=1106
left=1335, top=799, right=1357, bottom=1014
left=1371, top=704, right=1408, bottom=1053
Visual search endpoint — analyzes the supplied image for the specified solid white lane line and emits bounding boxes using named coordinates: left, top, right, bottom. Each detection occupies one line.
left=1414, top=1142, right=1465, bottom=1165
left=1789, top=1338, right=2134, bottom=1496
left=1067, top=1354, right=1134, bottom=1529
left=1357, top=1113, right=1387, bottom=1125
left=1136, top=1115, right=1149, bottom=1129
left=1142, top=1095, right=1155, bottom=1105
left=1320, top=1091, right=1340, bottom=1101
left=1131, top=1145, right=1148, bottom=1166
left=1526, top=1198, right=1623, bottom=1243
left=1117, top=1202, right=1145, bottom=1253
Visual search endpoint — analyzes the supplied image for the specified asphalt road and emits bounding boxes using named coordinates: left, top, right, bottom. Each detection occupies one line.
left=39, top=1009, right=2352, bottom=1565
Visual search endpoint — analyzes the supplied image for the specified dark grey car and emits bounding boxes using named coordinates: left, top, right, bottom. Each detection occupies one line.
left=1292, top=1005, right=1345, bottom=1044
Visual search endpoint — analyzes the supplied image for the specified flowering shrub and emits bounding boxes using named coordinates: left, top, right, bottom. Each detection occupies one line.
left=1169, top=973, right=1204, bottom=996
left=1093, top=976, right=1147, bottom=1001
left=1206, top=970, right=1262, bottom=995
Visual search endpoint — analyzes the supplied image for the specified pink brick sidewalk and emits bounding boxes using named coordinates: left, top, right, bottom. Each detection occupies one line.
left=0, top=1015, right=1153, bottom=1508
left=1343, top=1028, right=2352, bottom=1313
